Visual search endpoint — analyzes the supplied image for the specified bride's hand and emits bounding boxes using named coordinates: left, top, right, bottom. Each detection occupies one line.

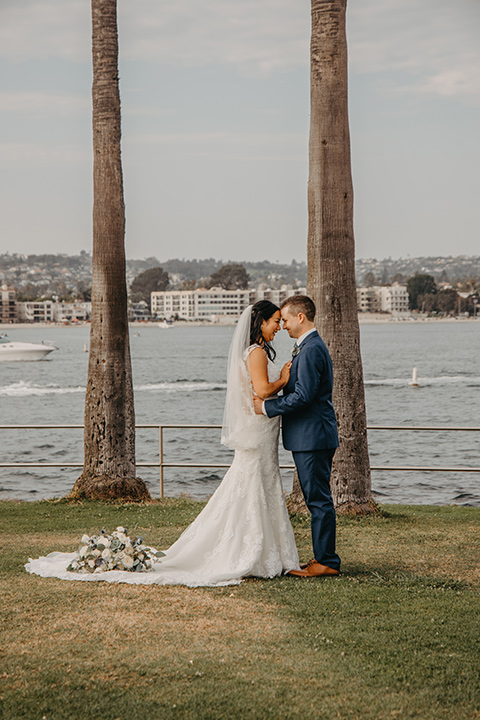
left=280, top=361, right=292, bottom=385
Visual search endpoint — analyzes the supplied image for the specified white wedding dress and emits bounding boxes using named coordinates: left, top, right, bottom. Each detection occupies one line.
left=26, top=345, right=300, bottom=587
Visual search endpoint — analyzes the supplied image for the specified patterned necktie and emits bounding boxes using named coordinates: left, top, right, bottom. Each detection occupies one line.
left=291, top=343, right=300, bottom=358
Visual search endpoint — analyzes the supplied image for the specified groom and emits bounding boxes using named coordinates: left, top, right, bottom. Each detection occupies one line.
left=253, top=295, right=341, bottom=577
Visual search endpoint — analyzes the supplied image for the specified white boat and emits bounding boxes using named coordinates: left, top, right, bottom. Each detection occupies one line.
left=158, top=320, right=173, bottom=329
left=0, top=334, right=58, bottom=362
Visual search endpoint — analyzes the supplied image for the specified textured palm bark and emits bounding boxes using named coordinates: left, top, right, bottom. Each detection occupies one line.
left=297, top=0, right=374, bottom=514
left=71, top=0, right=149, bottom=501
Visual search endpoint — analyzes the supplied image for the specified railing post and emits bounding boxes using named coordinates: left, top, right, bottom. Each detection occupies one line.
left=159, top=425, right=164, bottom=498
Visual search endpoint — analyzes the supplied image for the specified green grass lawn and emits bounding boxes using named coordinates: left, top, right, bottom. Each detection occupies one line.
left=1, top=499, right=479, bottom=720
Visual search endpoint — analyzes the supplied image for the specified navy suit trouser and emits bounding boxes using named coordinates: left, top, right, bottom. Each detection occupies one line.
left=292, top=448, right=341, bottom=571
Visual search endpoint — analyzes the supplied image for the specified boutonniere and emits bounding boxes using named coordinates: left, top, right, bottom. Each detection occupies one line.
left=291, top=344, right=300, bottom=358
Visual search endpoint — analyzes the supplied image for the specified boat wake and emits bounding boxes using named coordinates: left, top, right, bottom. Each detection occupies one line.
left=365, top=375, right=480, bottom=387
left=0, top=381, right=85, bottom=397
left=136, top=381, right=227, bottom=392
left=0, top=380, right=227, bottom=397
left=2, top=375, right=478, bottom=397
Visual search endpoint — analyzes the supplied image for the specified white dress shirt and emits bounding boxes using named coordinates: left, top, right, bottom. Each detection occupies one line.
left=295, top=327, right=316, bottom=347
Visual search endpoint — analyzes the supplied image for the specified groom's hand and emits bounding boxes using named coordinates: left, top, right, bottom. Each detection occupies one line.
left=253, top=396, right=264, bottom=415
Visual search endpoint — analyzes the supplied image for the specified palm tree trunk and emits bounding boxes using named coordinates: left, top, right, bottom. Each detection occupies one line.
left=71, top=0, right=149, bottom=501
left=306, top=0, right=374, bottom=514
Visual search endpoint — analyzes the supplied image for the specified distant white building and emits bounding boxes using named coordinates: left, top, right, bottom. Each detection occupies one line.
left=16, top=301, right=90, bottom=323
left=151, top=287, right=252, bottom=321
left=254, top=287, right=306, bottom=307
left=357, top=283, right=409, bottom=316
left=356, top=287, right=380, bottom=313
left=0, top=284, right=17, bottom=323
left=53, top=302, right=90, bottom=322
left=129, top=301, right=151, bottom=322
left=17, top=301, right=54, bottom=323
left=151, top=286, right=306, bottom=321
left=377, top=284, right=410, bottom=315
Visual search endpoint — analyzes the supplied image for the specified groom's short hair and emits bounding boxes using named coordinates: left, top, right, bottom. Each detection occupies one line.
left=281, top=295, right=316, bottom=322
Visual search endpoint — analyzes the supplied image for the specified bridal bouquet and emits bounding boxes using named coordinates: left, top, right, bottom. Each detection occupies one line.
left=66, top=526, right=165, bottom=574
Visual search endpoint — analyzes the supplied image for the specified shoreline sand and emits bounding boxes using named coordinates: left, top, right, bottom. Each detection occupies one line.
left=1, top=315, right=479, bottom=330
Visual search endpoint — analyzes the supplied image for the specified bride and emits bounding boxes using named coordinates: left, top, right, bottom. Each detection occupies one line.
left=26, top=301, right=300, bottom=586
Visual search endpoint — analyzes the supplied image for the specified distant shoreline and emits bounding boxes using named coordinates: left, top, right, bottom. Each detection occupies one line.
left=1, top=315, right=478, bottom=331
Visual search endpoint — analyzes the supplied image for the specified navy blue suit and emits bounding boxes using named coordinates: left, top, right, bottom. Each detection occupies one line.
left=265, top=330, right=341, bottom=570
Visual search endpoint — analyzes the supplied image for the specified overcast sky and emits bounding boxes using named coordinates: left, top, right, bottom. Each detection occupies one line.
left=1, top=0, right=479, bottom=264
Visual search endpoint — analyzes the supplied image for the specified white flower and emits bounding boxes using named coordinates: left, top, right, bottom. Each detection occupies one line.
left=70, top=527, right=161, bottom=575
left=121, top=554, right=134, bottom=569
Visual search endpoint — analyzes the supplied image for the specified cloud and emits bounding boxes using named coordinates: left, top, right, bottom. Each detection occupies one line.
left=0, top=92, right=89, bottom=116
left=348, top=0, right=480, bottom=102
left=414, top=64, right=480, bottom=99
left=0, top=0, right=90, bottom=62
left=124, top=130, right=306, bottom=161
left=127, top=129, right=303, bottom=147
left=0, top=0, right=479, bottom=100
left=0, top=142, right=87, bottom=169
left=118, top=0, right=309, bottom=76
left=0, top=0, right=308, bottom=74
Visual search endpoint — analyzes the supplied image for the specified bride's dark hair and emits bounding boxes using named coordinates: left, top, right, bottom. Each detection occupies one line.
left=250, top=300, right=279, bottom=362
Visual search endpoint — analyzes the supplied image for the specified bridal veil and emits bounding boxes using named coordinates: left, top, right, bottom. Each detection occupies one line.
left=221, top=304, right=259, bottom=450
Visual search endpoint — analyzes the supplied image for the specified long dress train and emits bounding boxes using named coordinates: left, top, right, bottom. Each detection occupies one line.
left=26, top=350, right=300, bottom=587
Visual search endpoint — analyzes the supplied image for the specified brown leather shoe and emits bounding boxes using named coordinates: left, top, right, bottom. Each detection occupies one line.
left=289, top=562, right=340, bottom=578
left=299, top=558, right=317, bottom=570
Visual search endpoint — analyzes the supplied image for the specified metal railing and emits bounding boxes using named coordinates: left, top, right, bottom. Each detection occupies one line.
left=1, top=423, right=480, bottom=497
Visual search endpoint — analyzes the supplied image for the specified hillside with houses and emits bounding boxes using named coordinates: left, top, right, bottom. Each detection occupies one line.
left=1, top=253, right=479, bottom=323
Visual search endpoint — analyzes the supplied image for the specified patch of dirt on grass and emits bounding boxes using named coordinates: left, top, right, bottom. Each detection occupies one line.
left=3, top=526, right=296, bottom=697
left=1, top=578, right=292, bottom=684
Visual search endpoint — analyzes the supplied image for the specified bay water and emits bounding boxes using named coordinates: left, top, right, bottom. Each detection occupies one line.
left=0, top=321, right=479, bottom=505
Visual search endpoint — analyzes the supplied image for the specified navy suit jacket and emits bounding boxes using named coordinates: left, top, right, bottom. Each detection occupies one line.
left=264, top=330, right=339, bottom=452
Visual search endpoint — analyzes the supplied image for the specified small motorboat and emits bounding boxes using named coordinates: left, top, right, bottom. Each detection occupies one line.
left=0, top=333, right=58, bottom=362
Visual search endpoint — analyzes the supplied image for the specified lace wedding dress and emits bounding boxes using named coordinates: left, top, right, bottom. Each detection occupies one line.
left=26, top=344, right=300, bottom=587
